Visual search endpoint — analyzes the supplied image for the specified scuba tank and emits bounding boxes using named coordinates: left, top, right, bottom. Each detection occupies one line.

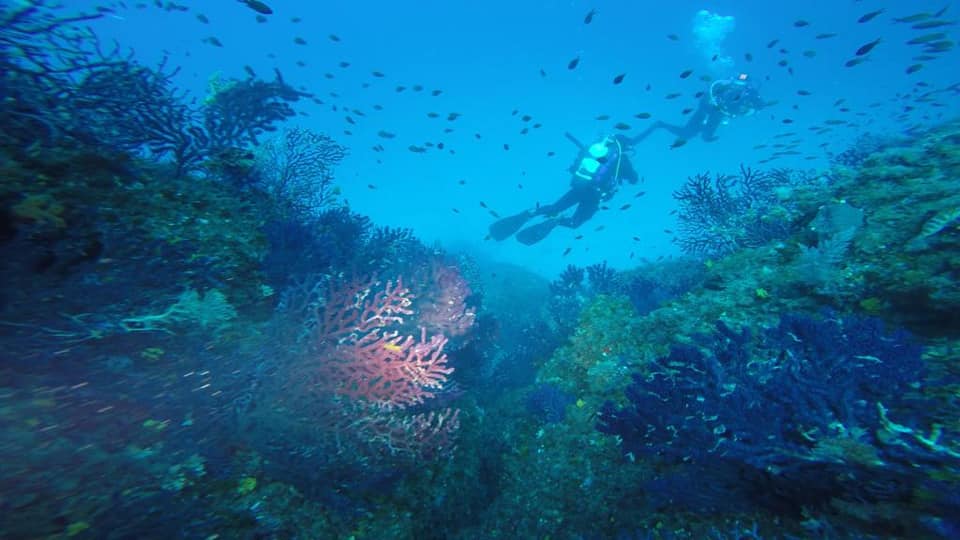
left=573, top=136, right=623, bottom=196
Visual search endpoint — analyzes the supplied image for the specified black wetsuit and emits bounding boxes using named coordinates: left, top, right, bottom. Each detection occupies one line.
left=534, top=155, right=639, bottom=228
left=633, top=81, right=763, bottom=144
left=488, top=136, right=639, bottom=244
left=634, top=96, right=724, bottom=143
left=509, top=140, right=638, bottom=244
left=489, top=135, right=640, bottom=244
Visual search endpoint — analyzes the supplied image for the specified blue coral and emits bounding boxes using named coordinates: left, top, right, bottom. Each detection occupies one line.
left=597, top=312, right=956, bottom=520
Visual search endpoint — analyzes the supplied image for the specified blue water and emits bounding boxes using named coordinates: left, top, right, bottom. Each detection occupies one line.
left=3, top=1, right=960, bottom=538
left=85, top=0, right=959, bottom=277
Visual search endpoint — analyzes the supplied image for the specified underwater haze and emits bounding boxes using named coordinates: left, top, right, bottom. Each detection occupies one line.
left=83, top=0, right=960, bottom=276
left=2, top=0, right=960, bottom=538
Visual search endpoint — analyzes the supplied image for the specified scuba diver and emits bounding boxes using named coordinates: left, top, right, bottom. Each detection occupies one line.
left=633, top=74, right=765, bottom=144
left=489, top=133, right=639, bottom=245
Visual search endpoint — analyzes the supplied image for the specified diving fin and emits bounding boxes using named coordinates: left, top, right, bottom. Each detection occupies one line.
left=489, top=210, right=534, bottom=241
left=516, top=219, right=559, bottom=245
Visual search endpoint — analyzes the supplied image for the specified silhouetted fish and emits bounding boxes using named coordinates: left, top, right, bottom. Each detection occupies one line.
left=855, top=38, right=882, bottom=56
left=858, top=9, right=884, bottom=23
left=240, top=0, right=272, bottom=15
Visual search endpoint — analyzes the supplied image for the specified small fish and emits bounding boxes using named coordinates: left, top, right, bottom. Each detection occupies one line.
left=595, top=114, right=611, bottom=120
left=679, top=69, right=693, bottom=79
left=367, top=184, right=376, bottom=190
left=329, top=34, right=341, bottom=42
left=240, top=0, right=272, bottom=15
left=667, top=34, right=679, bottom=41
left=797, top=89, right=811, bottom=96
left=243, top=65, right=255, bottom=77
left=906, top=63, right=924, bottom=74
left=634, top=112, right=651, bottom=119
left=255, top=14, right=267, bottom=23
left=584, top=8, right=597, bottom=24
left=294, top=37, right=307, bottom=45
left=924, top=40, right=955, bottom=52
left=408, top=145, right=426, bottom=153
left=744, top=52, right=753, bottom=62
left=614, top=122, right=630, bottom=130
left=619, top=204, right=631, bottom=211
left=540, top=68, right=547, bottom=77
left=371, top=70, right=385, bottom=77
left=858, top=9, right=884, bottom=23
left=613, top=73, right=626, bottom=84
left=203, top=36, right=223, bottom=47
left=377, top=130, right=395, bottom=138
left=670, top=138, right=687, bottom=149
left=815, top=32, right=837, bottom=39
left=431, top=89, right=443, bottom=96
left=338, top=61, right=350, bottom=68
left=562, top=247, right=572, bottom=256
left=503, top=143, right=510, bottom=151
left=452, top=208, right=460, bottom=214
left=766, top=39, right=779, bottom=48
left=634, top=191, right=646, bottom=198
left=782, top=118, right=794, bottom=124
left=196, top=13, right=209, bottom=23
left=894, top=13, right=933, bottom=24
left=855, top=38, right=882, bottom=56
left=908, top=32, right=947, bottom=44
left=793, top=19, right=810, bottom=27
left=575, top=235, right=583, bottom=240
left=802, top=50, right=817, bottom=58
left=912, top=20, right=955, bottom=29
left=568, top=56, right=580, bottom=70
left=665, top=92, right=681, bottom=99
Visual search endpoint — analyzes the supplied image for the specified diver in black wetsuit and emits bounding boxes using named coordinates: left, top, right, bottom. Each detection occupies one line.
left=489, top=133, right=639, bottom=245
left=634, top=75, right=765, bottom=144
